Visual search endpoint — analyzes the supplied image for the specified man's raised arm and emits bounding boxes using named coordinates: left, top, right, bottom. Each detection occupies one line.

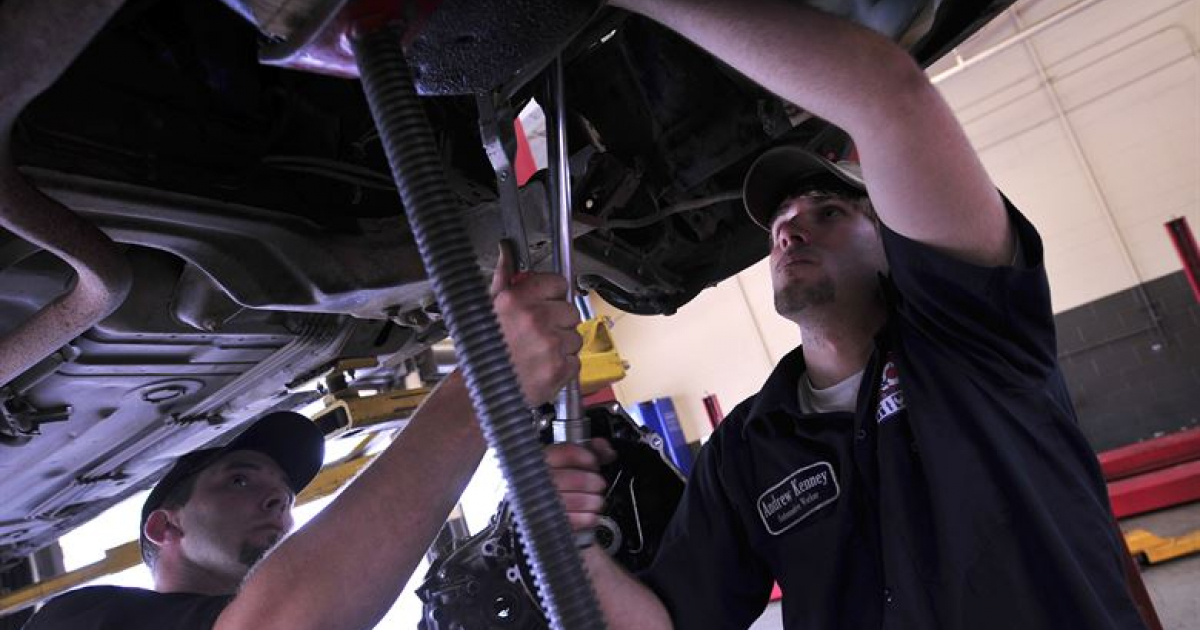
left=215, top=250, right=584, bottom=630
left=617, top=0, right=1013, bottom=266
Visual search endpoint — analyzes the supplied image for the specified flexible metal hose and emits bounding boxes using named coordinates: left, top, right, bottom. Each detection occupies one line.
left=351, top=25, right=605, bottom=630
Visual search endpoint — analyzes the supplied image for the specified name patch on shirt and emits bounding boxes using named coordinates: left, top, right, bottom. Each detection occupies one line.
left=876, top=353, right=906, bottom=424
left=756, top=461, right=840, bottom=535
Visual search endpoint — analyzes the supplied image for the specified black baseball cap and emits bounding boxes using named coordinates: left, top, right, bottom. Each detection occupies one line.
left=139, top=411, right=325, bottom=555
left=743, top=145, right=867, bottom=230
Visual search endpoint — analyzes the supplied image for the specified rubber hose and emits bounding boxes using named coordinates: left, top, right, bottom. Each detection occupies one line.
left=351, top=25, right=606, bottom=630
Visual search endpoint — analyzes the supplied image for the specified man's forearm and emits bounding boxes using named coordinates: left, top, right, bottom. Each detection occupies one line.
left=584, top=547, right=673, bottom=630
left=216, top=371, right=487, bottom=630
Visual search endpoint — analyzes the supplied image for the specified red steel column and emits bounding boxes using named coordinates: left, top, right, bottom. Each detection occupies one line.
left=1166, top=217, right=1200, bottom=303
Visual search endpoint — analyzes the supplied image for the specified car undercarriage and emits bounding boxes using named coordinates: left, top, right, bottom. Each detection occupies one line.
left=0, top=0, right=1013, bottom=573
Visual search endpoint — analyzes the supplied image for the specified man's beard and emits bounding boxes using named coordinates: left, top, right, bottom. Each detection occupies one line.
left=238, top=532, right=281, bottom=567
left=774, top=275, right=835, bottom=316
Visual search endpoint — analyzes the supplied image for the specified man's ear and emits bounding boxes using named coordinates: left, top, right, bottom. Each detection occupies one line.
left=144, top=509, right=183, bottom=547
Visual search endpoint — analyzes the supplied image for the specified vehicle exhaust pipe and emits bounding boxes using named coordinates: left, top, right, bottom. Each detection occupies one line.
left=0, top=0, right=133, bottom=389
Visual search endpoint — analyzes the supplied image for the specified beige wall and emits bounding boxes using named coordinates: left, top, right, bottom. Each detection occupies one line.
left=594, top=271, right=792, bottom=444
left=597, top=0, right=1200, bottom=441
left=932, top=0, right=1199, bottom=313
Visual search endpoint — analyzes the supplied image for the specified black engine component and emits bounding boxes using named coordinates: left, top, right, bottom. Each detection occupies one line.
left=406, top=0, right=604, bottom=96
left=418, top=403, right=686, bottom=629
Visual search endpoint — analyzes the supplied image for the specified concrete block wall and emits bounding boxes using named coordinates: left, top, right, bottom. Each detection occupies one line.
left=595, top=267, right=794, bottom=444
left=1057, top=271, right=1200, bottom=451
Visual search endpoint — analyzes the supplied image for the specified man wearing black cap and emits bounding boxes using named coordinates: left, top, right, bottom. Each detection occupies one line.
left=24, top=254, right=583, bottom=630
left=547, top=1, right=1147, bottom=629
left=135, top=410, right=326, bottom=596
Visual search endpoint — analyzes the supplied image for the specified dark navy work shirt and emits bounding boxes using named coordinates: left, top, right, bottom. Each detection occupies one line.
left=22, top=586, right=230, bottom=630
left=640, top=205, right=1146, bottom=629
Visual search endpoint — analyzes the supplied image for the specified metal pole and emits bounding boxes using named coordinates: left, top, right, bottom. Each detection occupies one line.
left=931, top=0, right=1109, bottom=84
left=1009, top=9, right=1166, bottom=345
left=547, top=55, right=588, bottom=444
left=353, top=29, right=604, bottom=629
left=931, top=0, right=1195, bottom=85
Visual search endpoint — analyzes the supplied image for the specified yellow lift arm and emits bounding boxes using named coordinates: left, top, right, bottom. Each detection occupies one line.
left=0, top=542, right=142, bottom=616
left=1124, top=528, right=1200, bottom=565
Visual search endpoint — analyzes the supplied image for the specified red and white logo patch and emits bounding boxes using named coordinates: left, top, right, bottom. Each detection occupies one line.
left=876, top=353, right=906, bottom=424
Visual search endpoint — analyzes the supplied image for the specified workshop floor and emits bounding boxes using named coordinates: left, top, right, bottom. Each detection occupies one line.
left=748, top=501, right=1200, bottom=630
left=1121, top=501, right=1200, bottom=630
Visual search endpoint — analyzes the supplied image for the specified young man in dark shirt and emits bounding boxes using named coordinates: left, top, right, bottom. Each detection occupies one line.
left=547, top=1, right=1146, bottom=628
left=24, top=257, right=583, bottom=630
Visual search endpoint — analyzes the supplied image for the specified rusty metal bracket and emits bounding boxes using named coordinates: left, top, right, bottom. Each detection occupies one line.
left=0, top=0, right=133, bottom=390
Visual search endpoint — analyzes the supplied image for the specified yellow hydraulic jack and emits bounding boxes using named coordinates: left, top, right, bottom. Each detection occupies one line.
left=0, top=318, right=626, bottom=616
